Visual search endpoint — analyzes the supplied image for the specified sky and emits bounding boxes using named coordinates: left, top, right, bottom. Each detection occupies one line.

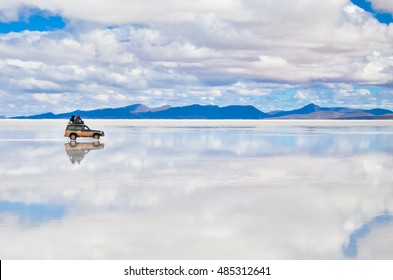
left=1, top=0, right=393, bottom=117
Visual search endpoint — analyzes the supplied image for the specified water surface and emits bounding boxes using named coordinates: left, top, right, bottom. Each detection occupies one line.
left=1, top=119, right=393, bottom=259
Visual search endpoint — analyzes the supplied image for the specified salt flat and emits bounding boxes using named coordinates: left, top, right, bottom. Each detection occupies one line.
left=0, top=119, right=393, bottom=259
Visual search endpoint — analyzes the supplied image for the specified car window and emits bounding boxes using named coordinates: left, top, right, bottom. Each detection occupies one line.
left=74, top=126, right=82, bottom=131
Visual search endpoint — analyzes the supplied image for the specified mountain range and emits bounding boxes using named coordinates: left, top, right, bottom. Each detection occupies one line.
left=11, top=103, right=393, bottom=120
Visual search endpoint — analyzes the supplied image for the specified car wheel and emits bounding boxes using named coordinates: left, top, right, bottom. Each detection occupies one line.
left=70, top=134, right=77, bottom=140
left=93, top=134, right=100, bottom=140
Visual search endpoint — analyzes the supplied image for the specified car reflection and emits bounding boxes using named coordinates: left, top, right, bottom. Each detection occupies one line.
left=64, top=141, right=105, bottom=164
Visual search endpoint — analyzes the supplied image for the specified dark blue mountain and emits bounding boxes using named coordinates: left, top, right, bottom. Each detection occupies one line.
left=61, top=104, right=148, bottom=119
left=269, top=103, right=321, bottom=118
left=13, top=104, right=268, bottom=119
left=365, top=108, right=393, bottom=116
left=268, top=103, right=393, bottom=119
left=15, top=112, right=57, bottom=119
left=142, top=104, right=268, bottom=119
left=11, top=103, right=393, bottom=119
left=14, top=104, right=170, bottom=119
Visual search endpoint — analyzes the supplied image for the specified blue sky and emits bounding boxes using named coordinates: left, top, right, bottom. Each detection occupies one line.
left=0, top=7, right=65, bottom=33
left=1, top=0, right=393, bottom=116
left=351, top=0, right=393, bottom=24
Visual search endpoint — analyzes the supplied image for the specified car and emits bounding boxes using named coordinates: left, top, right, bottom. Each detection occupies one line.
left=64, top=124, right=105, bottom=140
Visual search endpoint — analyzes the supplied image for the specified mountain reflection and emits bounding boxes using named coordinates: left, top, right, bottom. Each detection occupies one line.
left=64, top=141, right=104, bottom=164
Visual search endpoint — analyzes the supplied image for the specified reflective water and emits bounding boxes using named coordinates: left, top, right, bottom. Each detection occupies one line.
left=1, top=119, right=393, bottom=259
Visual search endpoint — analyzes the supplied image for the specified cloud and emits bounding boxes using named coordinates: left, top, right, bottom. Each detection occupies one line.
left=369, top=0, right=393, bottom=13
left=1, top=0, right=393, bottom=116
left=0, top=0, right=244, bottom=24
left=0, top=1, right=21, bottom=22
left=295, top=90, right=313, bottom=101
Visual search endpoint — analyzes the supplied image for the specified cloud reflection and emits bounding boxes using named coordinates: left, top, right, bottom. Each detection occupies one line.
left=1, top=120, right=393, bottom=259
left=343, top=214, right=393, bottom=258
left=0, top=200, right=65, bottom=225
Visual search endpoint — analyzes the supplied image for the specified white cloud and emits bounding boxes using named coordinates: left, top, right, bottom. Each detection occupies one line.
left=369, top=0, right=393, bottom=14
left=1, top=0, right=244, bottom=24
left=295, top=90, right=313, bottom=101
left=18, top=78, right=60, bottom=90
left=0, top=1, right=21, bottom=22
left=1, top=0, right=393, bottom=116
left=349, top=52, right=393, bottom=84
left=32, top=93, right=70, bottom=107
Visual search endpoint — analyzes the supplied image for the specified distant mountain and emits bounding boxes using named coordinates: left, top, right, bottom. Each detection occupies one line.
left=67, top=104, right=171, bottom=119
left=14, top=104, right=268, bottom=120
left=268, top=103, right=393, bottom=119
left=0, top=115, right=6, bottom=119
left=17, top=112, right=57, bottom=119
left=142, top=104, right=269, bottom=119
left=14, top=104, right=171, bottom=119
left=12, top=103, right=393, bottom=120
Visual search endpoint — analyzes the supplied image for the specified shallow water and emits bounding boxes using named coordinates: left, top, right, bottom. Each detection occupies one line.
left=1, top=119, right=393, bottom=259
